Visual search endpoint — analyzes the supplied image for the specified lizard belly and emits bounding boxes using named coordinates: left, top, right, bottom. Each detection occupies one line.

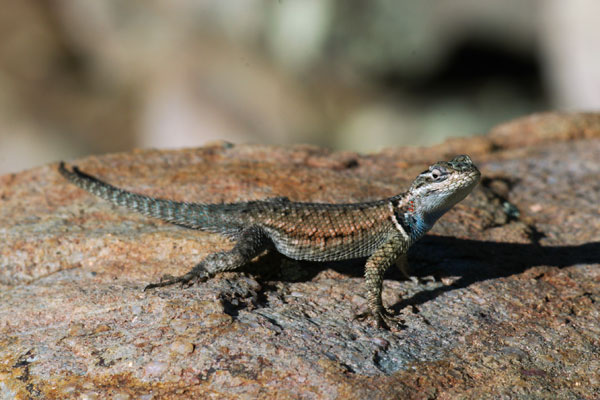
left=265, top=227, right=391, bottom=262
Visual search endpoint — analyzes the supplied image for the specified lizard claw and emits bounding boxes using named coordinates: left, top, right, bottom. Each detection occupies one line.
left=354, top=308, right=405, bottom=331
left=144, top=269, right=208, bottom=291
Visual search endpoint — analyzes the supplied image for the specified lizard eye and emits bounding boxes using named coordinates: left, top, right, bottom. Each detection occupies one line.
left=431, top=168, right=442, bottom=180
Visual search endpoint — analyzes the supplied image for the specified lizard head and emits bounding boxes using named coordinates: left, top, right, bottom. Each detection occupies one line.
left=409, top=155, right=480, bottom=224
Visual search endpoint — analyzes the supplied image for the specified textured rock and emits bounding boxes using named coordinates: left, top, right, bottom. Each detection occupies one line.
left=1, top=113, right=599, bottom=399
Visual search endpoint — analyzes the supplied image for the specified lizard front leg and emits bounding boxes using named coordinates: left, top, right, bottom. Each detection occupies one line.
left=359, top=233, right=408, bottom=329
left=144, top=226, right=270, bottom=290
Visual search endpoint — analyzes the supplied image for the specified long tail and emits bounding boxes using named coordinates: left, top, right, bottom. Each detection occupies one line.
left=58, top=162, right=237, bottom=232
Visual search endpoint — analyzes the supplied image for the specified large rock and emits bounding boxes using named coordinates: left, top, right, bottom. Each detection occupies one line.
left=1, top=112, right=599, bottom=398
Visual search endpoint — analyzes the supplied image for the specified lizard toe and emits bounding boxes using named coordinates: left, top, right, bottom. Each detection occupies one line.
left=353, top=308, right=405, bottom=331
left=379, top=308, right=405, bottom=331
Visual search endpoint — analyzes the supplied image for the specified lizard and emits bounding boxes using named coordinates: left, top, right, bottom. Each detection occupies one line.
left=58, top=155, right=480, bottom=328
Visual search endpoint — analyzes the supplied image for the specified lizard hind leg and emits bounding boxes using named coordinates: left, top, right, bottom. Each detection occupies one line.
left=144, top=226, right=270, bottom=291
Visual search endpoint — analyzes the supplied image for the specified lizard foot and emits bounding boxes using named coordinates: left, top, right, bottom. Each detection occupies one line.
left=354, top=308, right=405, bottom=331
left=144, top=267, right=209, bottom=291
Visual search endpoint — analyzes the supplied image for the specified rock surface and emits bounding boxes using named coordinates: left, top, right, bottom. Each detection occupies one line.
left=1, top=112, right=599, bottom=399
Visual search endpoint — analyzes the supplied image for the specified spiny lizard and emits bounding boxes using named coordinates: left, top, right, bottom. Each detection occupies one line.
left=58, top=155, right=480, bottom=328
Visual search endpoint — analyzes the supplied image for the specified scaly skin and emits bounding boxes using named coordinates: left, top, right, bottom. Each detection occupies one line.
left=59, top=155, right=480, bottom=329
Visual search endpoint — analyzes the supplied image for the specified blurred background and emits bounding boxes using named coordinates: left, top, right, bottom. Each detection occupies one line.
left=1, top=0, right=599, bottom=174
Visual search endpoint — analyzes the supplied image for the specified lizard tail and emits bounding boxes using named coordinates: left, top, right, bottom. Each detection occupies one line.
left=58, top=162, right=224, bottom=230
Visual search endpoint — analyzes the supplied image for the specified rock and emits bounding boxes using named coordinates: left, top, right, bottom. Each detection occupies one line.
left=1, top=112, right=599, bottom=398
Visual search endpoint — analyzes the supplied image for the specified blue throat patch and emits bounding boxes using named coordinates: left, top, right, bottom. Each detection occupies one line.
left=409, top=213, right=431, bottom=240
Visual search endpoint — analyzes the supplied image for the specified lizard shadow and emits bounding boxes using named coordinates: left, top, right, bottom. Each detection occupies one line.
left=252, top=236, right=600, bottom=312
left=390, top=236, right=600, bottom=312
